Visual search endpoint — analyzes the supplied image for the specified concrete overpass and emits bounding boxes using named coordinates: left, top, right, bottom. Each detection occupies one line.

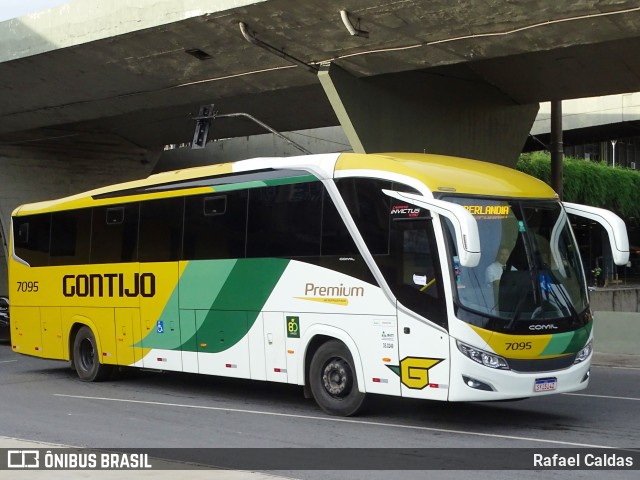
left=3, top=0, right=640, bottom=291
left=4, top=0, right=640, bottom=155
left=159, top=93, right=640, bottom=172
left=529, top=93, right=640, bottom=162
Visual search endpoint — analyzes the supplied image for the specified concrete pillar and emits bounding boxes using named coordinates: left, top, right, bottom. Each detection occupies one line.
left=550, top=100, right=564, bottom=198
left=318, top=63, right=539, bottom=167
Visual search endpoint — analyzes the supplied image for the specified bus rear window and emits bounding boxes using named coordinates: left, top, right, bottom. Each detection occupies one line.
left=13, top=214, right=51, bottom=267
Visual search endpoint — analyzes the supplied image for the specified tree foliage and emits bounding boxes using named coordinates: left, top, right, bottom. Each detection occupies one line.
left=517, top=152, right=640, bottom=220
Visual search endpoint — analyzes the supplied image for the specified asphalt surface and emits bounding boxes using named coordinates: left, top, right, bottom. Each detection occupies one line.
left=1, top=340, right=639, bottom=479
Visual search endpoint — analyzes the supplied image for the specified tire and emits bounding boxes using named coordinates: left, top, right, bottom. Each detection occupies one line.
left=309, top=340, right=366, bottom=416
left=72, top=326, right=112, bottom=382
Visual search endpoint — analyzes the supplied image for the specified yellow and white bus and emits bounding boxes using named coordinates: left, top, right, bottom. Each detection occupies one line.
left=9, top=152, right=629, bottom=416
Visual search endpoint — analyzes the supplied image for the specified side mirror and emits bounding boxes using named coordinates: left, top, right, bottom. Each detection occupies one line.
left=563, top=202, right=629, bottom=265
left=383, top=190, right=481, bottom=267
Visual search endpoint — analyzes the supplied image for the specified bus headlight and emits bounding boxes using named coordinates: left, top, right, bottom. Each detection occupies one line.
left=456, top=341, right=510, bottom=370
left=574, top=340, right=593, bottom=364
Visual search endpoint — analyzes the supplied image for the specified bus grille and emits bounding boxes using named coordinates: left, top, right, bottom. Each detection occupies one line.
left=508, top=354, right=577, bottom=373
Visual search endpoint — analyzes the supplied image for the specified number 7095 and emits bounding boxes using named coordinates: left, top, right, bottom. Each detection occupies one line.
left=17, top=281, right=39, bottom=292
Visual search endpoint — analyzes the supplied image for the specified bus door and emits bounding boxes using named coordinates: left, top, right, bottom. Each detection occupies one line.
left=385, top=201, right=450, bottom=401
left=397, top=310, right=450, bottom=401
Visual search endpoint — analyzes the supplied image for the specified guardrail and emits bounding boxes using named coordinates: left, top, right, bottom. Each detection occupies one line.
left=590, top=287, right=640, bottom=312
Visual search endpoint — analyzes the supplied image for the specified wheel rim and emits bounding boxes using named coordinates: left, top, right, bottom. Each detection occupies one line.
left=321, top=357, right=353, bottom=398
left=78, top=337, right=95, bottom=372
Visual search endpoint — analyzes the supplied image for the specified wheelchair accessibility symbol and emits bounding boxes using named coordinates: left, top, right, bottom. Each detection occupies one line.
left=157, top=320, right=164, bottom=334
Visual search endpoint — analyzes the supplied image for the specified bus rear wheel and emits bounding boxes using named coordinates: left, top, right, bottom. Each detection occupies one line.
left=309, top=340, right=366, bottom=416
left=73, top=326, right=112, bottom=382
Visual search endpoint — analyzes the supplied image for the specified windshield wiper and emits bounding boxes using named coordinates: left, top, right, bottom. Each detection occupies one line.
left=541, top=266, right=580, bottom=325
left=505, top=292, right=529, bottom=331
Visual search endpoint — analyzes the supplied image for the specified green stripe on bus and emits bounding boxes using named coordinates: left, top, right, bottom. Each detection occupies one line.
left=561, top=320, right=592, bottom=354
left=211, top=174, right=318, bottom=193
left=139, top=258, right=289, bottom=352
left=262, top=174, right=317, bottom=187
left=180, top=259, right=237, bottom=308
left=540, top=321, right=592, bottom=356
left=213, top=181, right=267, bottom=192
left=209, top=258, right=289, bottom=311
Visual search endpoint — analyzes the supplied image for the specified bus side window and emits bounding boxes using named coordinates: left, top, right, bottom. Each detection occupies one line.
left=17, top=223, right=29, bottom=244
left=246, top=183, right=322, bottom=258
left=203, top=196, right=226, bottom=216
left=320, top=188, right=359, bottom=256
left=50, top=209, right=92, bottom=266
left=139, top=197, right=184, bottom=263
left=388, top=216, right=447, bottom=327
left=106, top=207, right=124, bottom=225
left=336, top=178, right=446, bottom=326
left=183, top=191, right=248, bottom=260
left=318, top=186, right=377, bottom=285
left=13, top=214, right=51, bottom=267
left=91, top=203, right=139, bottom=264
left=335, top=178, right=392, bottom=255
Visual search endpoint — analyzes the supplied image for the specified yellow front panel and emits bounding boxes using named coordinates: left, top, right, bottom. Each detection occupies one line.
left=470, top=324, right=553, bottom=358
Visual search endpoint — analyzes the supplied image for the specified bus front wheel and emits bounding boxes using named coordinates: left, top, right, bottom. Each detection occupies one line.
left=72, top=326, right=112, bottom=382
left=309, top=340, right=366, bottom=416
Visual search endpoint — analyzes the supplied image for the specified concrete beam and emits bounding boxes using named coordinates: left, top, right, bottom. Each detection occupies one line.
left=319, top=63, right=539, bottom=166
left=532, top=93, right=640, bottom=134
left=0, top=0, right=265, bottom=62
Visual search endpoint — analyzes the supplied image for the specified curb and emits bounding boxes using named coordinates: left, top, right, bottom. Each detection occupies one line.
left=592, top=352, right=640, bottom=369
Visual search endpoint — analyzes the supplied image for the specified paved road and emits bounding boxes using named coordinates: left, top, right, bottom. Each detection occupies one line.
left=1, top=341, right=639, bottom=479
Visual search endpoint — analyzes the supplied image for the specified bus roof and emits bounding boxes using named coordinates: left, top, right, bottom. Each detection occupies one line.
left=14, top=152, right=556, bottom=215
left=335, top=152, right=556, bottom=199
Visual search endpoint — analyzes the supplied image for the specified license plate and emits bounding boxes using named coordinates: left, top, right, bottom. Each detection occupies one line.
left=534, top=377, right=557, bottom=392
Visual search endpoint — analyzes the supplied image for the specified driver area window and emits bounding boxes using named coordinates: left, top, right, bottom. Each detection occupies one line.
left=336, top=178, right=447, bottom=327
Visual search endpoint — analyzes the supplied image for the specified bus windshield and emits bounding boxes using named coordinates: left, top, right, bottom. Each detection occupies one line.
left=443, top=197, right=588, bottom=328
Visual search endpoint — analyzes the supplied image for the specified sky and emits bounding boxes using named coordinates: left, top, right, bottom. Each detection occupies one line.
left=0, top=0, right=72, bottom=22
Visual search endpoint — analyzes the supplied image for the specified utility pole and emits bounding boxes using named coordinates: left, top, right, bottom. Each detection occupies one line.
left=611, top=139, right=617, bottom=167
left=550, top=100, right=564, bottom=199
